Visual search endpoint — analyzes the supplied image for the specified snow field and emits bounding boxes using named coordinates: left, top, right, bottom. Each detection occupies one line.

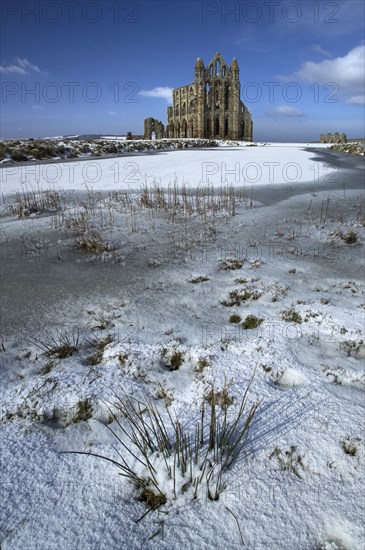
left=0, top=145, right=364, bottom=549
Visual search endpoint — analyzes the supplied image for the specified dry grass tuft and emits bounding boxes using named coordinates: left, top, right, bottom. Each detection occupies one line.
left=242, top=315, right=263, bottom=329
left=76, top=231, right=110, bottom=253
left=281, top=309, right=302, bottom=324
left=86, top=334, right=113, bottom=365
left=64, top=372, right=260, bottom=508
left=30, top=330, right=81, bottom=359
left=220, top=258, right=243, bottom=271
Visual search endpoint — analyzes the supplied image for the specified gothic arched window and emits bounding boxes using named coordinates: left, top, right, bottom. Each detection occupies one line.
left=225, top=118, right=229, bottom=137
left=215, top=117, right=219, bottom=136
left=225, top=84, right=229, bottom=110
left=205, top=82, right=211, bottom=107
left=215, top=82, right=221, bottom=108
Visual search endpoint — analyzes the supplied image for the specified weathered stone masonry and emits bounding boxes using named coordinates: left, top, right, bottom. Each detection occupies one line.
left=144, top=53, right=253, bottom=141
left=320, top=132, right=347, bottom=143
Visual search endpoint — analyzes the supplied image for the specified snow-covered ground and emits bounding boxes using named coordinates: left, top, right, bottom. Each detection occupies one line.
left=1, top=142, right=334, bottom=194
left=0, top=144, right=364, bottom=549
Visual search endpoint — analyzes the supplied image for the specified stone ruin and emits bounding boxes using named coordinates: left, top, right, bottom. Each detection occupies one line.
left=320, top=133, right=347, bottom=143
left=144, top=118, right=165, bottom=140
left=144, top=53, right=253, bottom=141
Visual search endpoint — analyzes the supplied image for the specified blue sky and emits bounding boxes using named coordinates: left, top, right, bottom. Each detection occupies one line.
left=0, top=0, right=364, bottom=140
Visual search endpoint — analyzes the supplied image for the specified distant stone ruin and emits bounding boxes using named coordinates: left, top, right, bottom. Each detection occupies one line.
left=320, top=132, right=347, bottom=143
left=144, top=118, right=165, bottom=140
left=144, top=53, right=253, bottom=141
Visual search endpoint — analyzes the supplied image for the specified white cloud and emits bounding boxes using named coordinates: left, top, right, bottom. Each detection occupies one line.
left=0, top=64, right=25, bottom=75
left=0, top=58, right=43, bottom=75
left=139, top=86, right=173, bottom=102
left=17, top=59, right=42, bottom=73
left=346, top=95, right=365, bottom=105
left=312, top=44, right=331, bottom=57
left=295, top=45, right=364, bottom=97
left=32, top=105, right=44, bottom=110
left=269, top=105, right=305, bottom=117
left=108, top=111, right=117, bottom=115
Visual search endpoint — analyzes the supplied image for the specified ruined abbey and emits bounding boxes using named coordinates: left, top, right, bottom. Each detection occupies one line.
left=144, top=53, right=253, bottom=141
left=320, top=132, right=347, bottom=143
